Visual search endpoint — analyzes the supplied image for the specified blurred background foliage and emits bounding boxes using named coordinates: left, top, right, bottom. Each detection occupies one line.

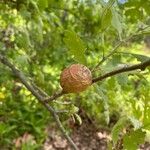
left=0, top=0, right=150, bottom=149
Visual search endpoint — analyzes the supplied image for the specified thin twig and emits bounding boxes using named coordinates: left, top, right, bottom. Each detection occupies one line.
left=0, top=54, right=79, bottom=150
left=31, top=81, right=48, bottom=97
left=92, top=58, right=150, bottom=83
left=31, top=81, right=64, bottom=102
left=31, top=79, right=65, bottom=103
left=44, top=90, right=65, bottom=103
left=92, top=25, right=150, bottom=72
left=92, top=36, right=133, bottom=72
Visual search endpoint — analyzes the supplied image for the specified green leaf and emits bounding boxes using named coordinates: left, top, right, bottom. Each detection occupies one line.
left=128, top=116, right=142, bottom=130
left=96, top=89, right=110, bottom=124
left=68, top=105, right=79, bottom=115
left=125, top=8, right=143, bottom=22
left=0, top=123, right=7, bottom=135
left=117, top=73, right=128, bottom=87
left=74, top=113, right=82, bottom=125
left=20, top=6, right=31, bottom=19
left=108, top=142, right=113, bottom=150
left=130, top=100, right=143, bottom=120
left=15, top=30, right=31, bottom=49
left=101, top=0, right=115, bottom=31
left=107, top=77, right=116, bottom=90
left=38, top=0, right=48, bottom=10
left=131, top=54, right=150, bottom=62
left=29, top=0, right=39, bottom=13
left=0, top=67, right=11, bottom=83
left=141, top=26, right=150, bottom=35
left=143, top=106, right=150, bottom=130
left=5, top=125, right=17, bottom=134
left=37, top=71, right=45, bottom=85
left=111, top=55, right=121, bottom=66
left=64, top=30, right=86, bottom=64
left=35, top=17, right=44, bottom=44
left=123, top=129, right=146, bottom=150
left=15, top=55, right=30, bottom=67
left=101, top=9, right=112, bottom=31
left=111, top=9, right=123, bottom=40
left=111, top=117, right=128, bottom=144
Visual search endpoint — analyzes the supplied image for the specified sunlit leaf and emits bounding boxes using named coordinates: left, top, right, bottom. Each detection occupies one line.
left=123, top=129, right=146, bottom=150
left=107, top=77, right=116, bottom=90
left=0, top=123, right=7, bottom=134
left=0, top=92, right=5, bottom=99
left=131, top=54, right=150, bottom=62
left=38, top=0, right=48, bottom=10
left=74, top=113, right=82, bottom=125
left=15, top=55, right=30, bottom=66
left=96, top=89, right=110, bottom=124
left=101, top=9, right=112, bottom=31
left=111, top=117, right=128, bottom=144
left=128, top=117, right=142, bottom=130
left=111, top=9, right=123, bottom=40
left=101, top=0, right=115, bottom=31
left=117, top=73, right=128, bottom=87
left=15, top=30, right=31, bottom=49
left=37, top=71, right=45, bottom=85
left=143, top=106, right=150, bottom=130
left=64, top=30, right=86, bottom=64
left=68, top=104, right=79, bottom=115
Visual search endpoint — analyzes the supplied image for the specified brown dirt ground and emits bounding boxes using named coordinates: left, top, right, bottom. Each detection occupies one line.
left=43, top=120, right=150, bottom=150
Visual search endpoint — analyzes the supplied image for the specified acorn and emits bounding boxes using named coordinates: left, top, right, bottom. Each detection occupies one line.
left=60, top=64, right=92, bottom=93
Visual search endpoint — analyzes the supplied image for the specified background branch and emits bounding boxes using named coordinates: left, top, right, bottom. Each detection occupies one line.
left=0, top=54, right=78, bottom=150
left=92, top=58, right=150, bottom=83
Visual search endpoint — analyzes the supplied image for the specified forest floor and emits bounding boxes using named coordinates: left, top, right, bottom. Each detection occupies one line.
left=43, top=118, right=150, bottom=150
left=43, top=120, right=109, bottom=150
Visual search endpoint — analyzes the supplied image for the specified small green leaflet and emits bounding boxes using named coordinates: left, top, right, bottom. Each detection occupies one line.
left=123, top=129, right=146, bottom=150
left=130, top=53, right=150, bottom=71
left=117, top=73, right=128, bottom=87
left=37, top=70, right=45, bottom=85
left=117, top=52, right=150, bottom=69
left=15, top=55, right=30, bottom=67
left=74, top=113, right=82, bottom=125
left=141, top=26, right=150, bottom=35
left=143, top=106, right=150, bottom=130
left=15, top=30, right=31, bottom=49
left=128, top=117, right=142, bottom=130
left=68, top=104, right=79, bottom=115
left=135, top=55, right=150, bottom=63
left=111, top=117, right=128, bottom=145
left=64, top=30, right=86, bottom=64
left=131, top=53, right=150, bottom=63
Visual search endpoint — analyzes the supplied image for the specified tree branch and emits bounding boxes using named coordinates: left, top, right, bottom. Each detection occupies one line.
left=0, top=54, right=78, bottom=150
left=30, top=81, right=65, bottom=102
left=44, top=90, right=65, bottom=103
left=92, top=58, right=150, bottom=83
left=0, top=52, right=150, bottom=150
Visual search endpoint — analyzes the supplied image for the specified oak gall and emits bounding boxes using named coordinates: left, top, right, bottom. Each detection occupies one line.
left=60, top=64, right=92, bottom=93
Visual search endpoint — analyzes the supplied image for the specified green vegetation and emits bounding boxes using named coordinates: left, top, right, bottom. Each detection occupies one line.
left=0, top=0, right=150, bottom=149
